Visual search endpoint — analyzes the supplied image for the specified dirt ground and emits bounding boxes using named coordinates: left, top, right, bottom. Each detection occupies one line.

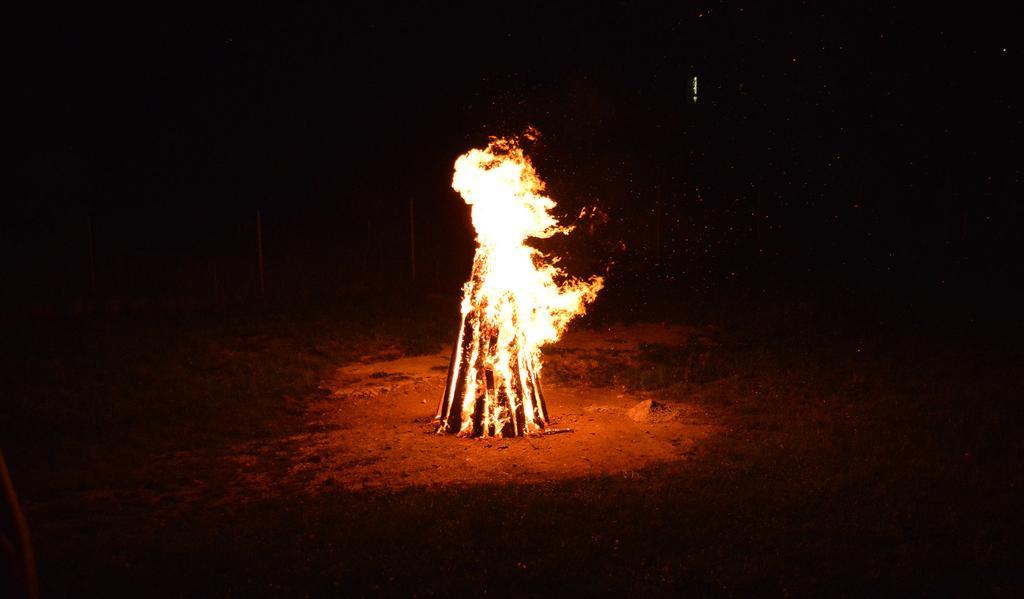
left=4, top=304, right=1022, bottom=596
left=240, top=324, right=719, bottom=492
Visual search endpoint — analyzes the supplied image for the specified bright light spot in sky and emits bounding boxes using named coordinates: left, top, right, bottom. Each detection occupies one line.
left=692, top=76, right=698, bottom=103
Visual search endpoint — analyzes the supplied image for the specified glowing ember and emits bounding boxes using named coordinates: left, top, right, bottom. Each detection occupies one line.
left=436, top=134, right=603, bottom=437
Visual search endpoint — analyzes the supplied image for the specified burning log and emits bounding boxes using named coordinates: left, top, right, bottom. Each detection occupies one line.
left=436, top=285, right=550, bottom=437
left=435, top=133, right=602, bottom=438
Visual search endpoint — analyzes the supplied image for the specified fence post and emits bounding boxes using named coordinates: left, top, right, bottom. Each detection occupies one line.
left=256, top=209, right=265, bottom=299
left=409, top=197, right=416, bottom=282
left=655, top=189, right=663, bottom=263
left=86, top=216, right=97, bottom=296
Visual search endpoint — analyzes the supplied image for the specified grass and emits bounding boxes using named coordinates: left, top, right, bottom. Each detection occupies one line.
left=2, top=292, right=1022, bottom=596
left=1, top=296, right=450, bottom=496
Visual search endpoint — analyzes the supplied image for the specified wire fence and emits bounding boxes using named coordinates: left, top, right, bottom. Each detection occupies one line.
left=1, top=199, right=474, bottom=317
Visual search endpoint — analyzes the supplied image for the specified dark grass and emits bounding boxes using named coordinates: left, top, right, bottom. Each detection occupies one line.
left=0, top=294, right=452, bottom=497
left=2, top=291, right=1023, bottom=596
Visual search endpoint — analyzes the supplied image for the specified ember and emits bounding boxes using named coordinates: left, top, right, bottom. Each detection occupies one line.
left=436, top=134, right=603, bottom=437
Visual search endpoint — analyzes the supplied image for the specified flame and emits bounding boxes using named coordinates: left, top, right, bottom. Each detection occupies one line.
left=436, top=135, right=603, bottom=437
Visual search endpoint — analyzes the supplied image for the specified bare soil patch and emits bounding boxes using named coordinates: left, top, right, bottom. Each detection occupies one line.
left=237, top=324, right=721, bottom=492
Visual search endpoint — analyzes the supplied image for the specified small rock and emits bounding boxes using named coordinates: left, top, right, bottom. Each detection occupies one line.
left=627, top=399, right=668, bottom=422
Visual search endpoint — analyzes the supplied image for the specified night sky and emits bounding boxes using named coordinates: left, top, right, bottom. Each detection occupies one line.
left=8, top=2, right=1021, bottom=314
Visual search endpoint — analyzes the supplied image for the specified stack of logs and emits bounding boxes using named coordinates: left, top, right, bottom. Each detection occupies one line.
left=435, top=308, right=548, bottom=438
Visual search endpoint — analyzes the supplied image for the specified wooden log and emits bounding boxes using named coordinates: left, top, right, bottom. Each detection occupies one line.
left=468, top=344, right=487, bottom=437
left=436, top=314, right=465, bottom=421
left=496, top=381, right=517, bottom=437
left=483, top=367, right=496, bottom=436
left=532, top=368, right=549, bottom=425
left=438, top=312, right=474, bottom=433
left=509, top=353, right=526, bottom=435
left=521, top=368, right=538, bottom=431
left=437, top=306, right=550, bottom=437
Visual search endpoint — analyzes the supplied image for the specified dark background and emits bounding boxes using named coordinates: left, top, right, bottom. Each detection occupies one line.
left=4, top=3, right=1024, bottom=596
left=8, top=1, right=1020, bottom=320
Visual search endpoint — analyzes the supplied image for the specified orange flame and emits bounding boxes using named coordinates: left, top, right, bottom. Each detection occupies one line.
left=437, top=134, right=603, bottom=437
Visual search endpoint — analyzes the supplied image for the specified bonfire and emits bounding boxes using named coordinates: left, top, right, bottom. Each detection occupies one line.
left=435, top=134, right=603, bottom=437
